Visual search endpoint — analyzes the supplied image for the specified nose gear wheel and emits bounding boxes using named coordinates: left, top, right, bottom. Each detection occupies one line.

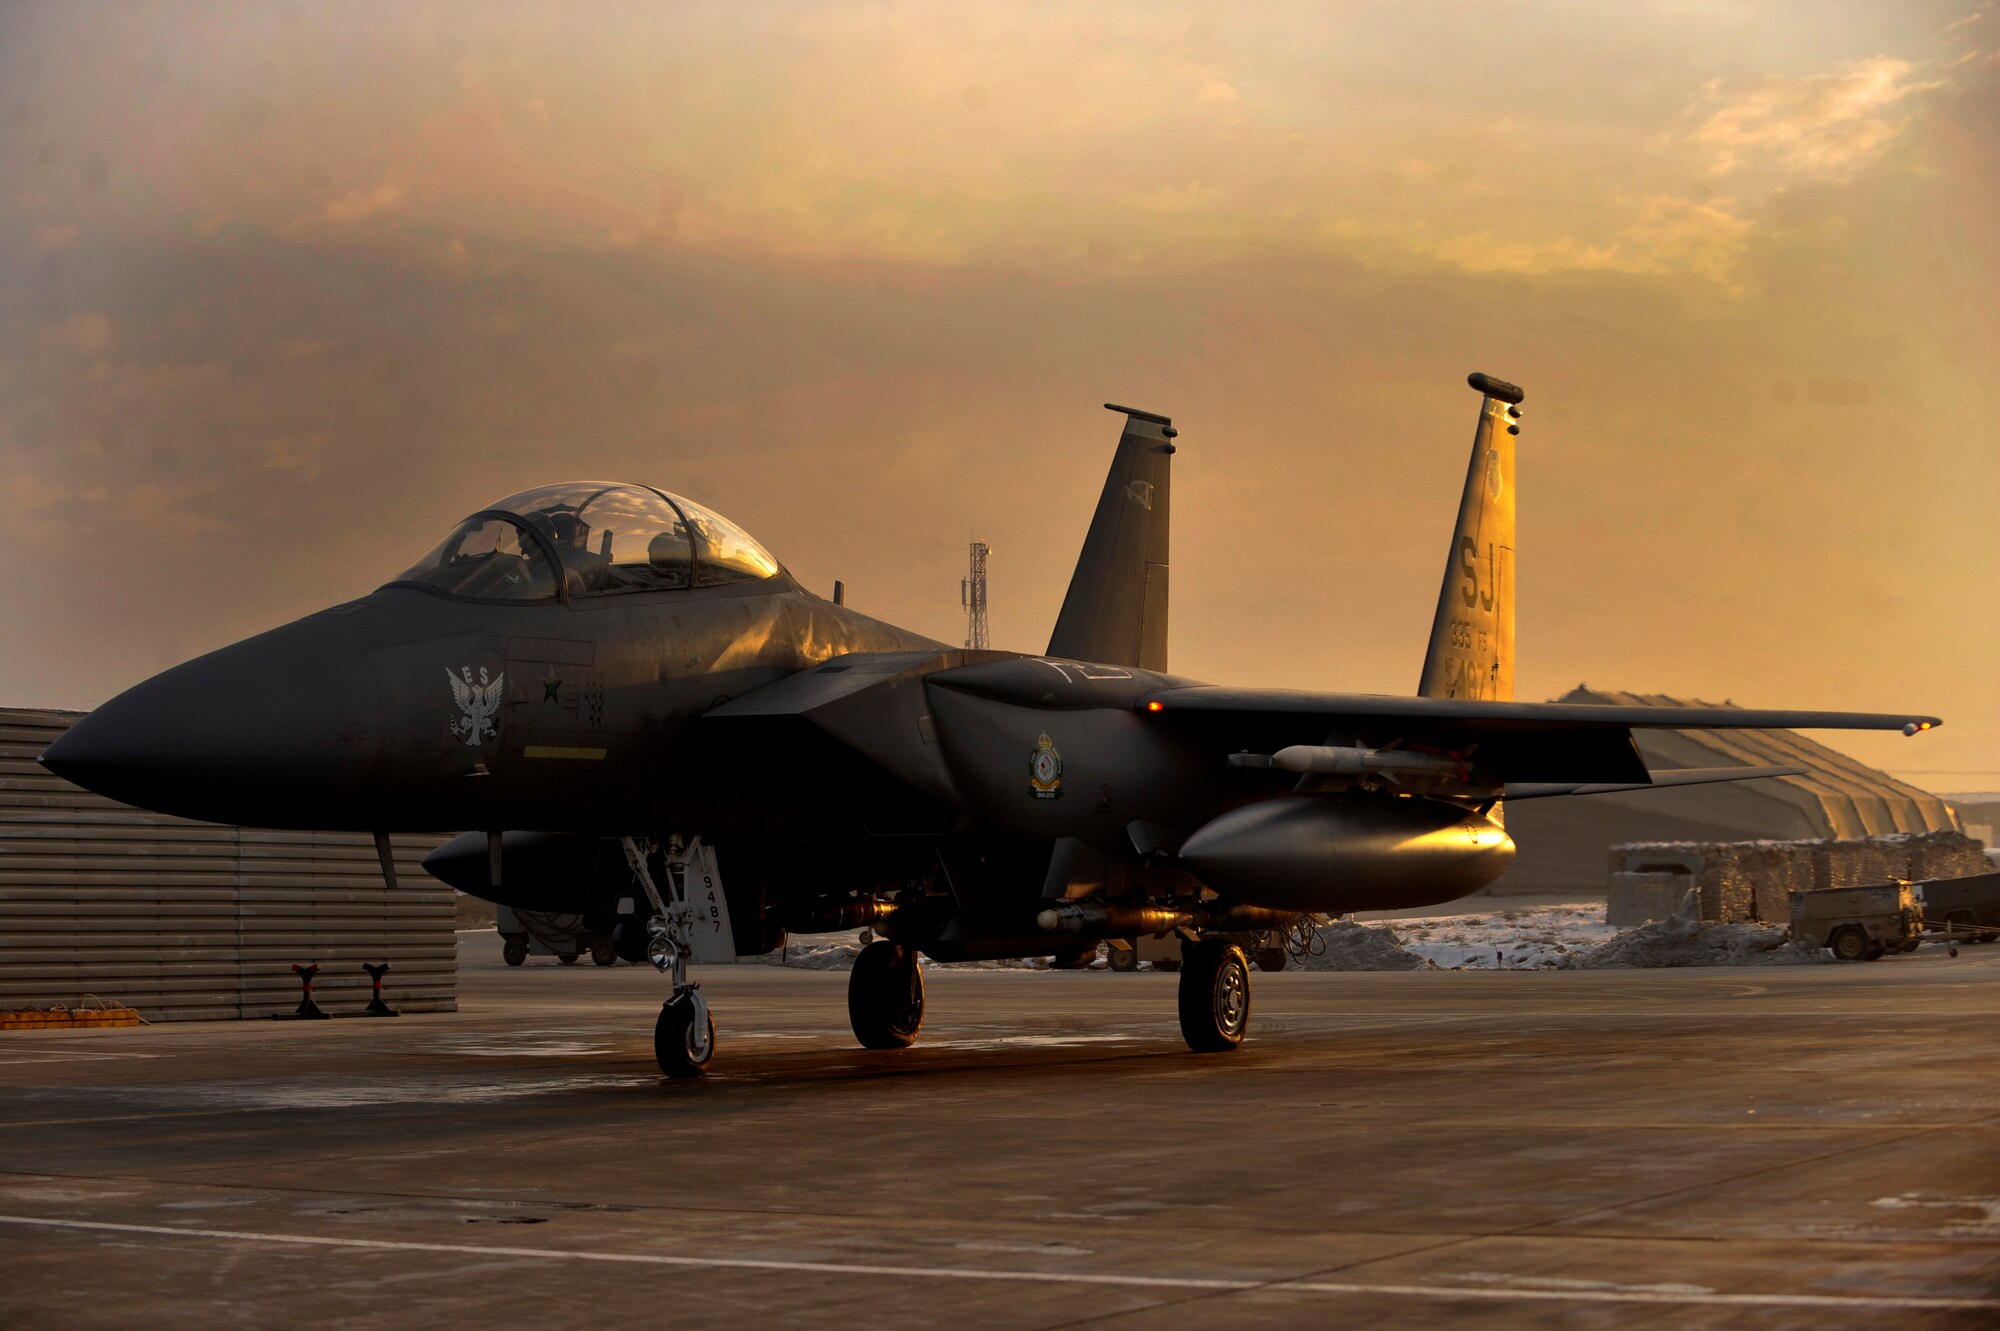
left=655, top=989, right=714, bottom=1078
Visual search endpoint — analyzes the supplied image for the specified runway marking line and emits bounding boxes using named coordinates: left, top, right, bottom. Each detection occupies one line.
left=1, top=1214, right=1994, bottom=1312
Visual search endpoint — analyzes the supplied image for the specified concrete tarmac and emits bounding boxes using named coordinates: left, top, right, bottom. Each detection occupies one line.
left=3, top=935, right=1998, bottom=1329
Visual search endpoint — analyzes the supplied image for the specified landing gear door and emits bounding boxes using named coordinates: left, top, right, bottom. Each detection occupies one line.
left=682, top=842, right=738, bottom=964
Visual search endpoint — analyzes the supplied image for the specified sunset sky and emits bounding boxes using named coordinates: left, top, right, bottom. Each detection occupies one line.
left=3, top=1, right=1996, bottom=787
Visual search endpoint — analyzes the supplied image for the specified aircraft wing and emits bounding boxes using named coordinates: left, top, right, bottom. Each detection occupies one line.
left=1503, top=765, right=1808, bottom=800
left=1138, top=687, right=1939, bottom=734
left=1135, top=687, right=1939, bottom=785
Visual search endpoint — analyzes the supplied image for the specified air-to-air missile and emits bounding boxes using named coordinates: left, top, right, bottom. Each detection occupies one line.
left=42, top=373, right=1939, bottom=1077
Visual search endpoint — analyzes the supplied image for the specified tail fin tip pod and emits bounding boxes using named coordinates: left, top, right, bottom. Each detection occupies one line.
left=1418, top=373, right=1523, bottom=701
left=1046, top=404, right=1175, bottom=672
left=1467, top=371, right=1524, bottom=404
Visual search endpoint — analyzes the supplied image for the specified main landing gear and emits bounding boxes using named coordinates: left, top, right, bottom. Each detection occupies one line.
left=848, top=940, right=925, bottom=1049
left=1178, top=939, right=1252, bottom=1053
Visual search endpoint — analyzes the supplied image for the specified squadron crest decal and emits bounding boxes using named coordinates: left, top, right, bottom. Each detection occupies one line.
left=1027, top=732, right=1064, bottom=799
left=448, top=666, right=505, bottom=747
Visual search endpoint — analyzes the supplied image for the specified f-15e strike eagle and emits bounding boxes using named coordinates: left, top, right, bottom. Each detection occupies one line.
left=42, top=373, right=1939, bottom=1077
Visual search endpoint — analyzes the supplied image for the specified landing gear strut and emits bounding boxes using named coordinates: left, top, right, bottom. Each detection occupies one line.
left=623, top=836, right=715, bottom=1078
left=848, top=940, right=925, bottom=1049
left=1178, top=938, right=1251, bottom=1052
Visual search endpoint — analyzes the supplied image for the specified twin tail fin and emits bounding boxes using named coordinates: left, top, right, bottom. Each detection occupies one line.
left=1418, top=373, right=1522, bottom=701
left=1046, top=404, right=1175, bottom=672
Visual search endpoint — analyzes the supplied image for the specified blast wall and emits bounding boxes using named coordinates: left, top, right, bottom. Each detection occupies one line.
left=1610, top=831, right=1990, bottom=925
left=1, top=708, right=454, bottom=1021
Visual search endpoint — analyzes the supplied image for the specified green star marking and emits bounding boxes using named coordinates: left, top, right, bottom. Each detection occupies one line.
left=541, top=670, right=563, bottom=702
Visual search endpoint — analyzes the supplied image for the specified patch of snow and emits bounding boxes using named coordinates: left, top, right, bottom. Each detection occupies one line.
left=754, top=938, right=1060, bottom=971
left=1563, top=915, right=1827, bottom=968
left=1384, top=902, right=1619, bottom=970
left=1290, top=919, right=1435, bottom=971
left=1871, top=1194, right=2000, bottom=1236
left=747, top=900, right=1838, bottom=974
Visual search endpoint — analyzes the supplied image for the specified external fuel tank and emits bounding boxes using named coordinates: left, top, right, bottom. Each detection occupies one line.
left=1178, top=795, right=1516, bottom=914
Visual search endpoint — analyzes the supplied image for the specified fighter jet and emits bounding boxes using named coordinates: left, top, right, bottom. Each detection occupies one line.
left=41, top=373, right=1940, bottom=1076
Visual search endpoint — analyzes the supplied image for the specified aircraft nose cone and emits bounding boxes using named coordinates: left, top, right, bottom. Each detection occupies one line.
left=40, top=619, right=378, bottom=826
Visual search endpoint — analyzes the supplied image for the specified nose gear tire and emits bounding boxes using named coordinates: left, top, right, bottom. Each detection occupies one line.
left=655, top=992, right=715, bottom=1078
left=848, top=940, right=925, bottom=1049
left=1179, top=940, right=1251, bottom=1052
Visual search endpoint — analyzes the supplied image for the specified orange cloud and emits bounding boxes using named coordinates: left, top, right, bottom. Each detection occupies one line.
left=321, top=180, right=406, bottom=224
left=1696, top=57, right=1938, bottom=177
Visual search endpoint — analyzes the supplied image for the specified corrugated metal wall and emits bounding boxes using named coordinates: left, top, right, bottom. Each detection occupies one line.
left=1, top=708, right=455, bottom=1021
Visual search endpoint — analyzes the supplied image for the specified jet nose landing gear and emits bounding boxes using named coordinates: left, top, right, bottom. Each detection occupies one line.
left=848, top=940, right=925, bottom=1049
left=622, top=835, right=727, bottom=1079
left=1179, top=939, right=1252, bottom=1052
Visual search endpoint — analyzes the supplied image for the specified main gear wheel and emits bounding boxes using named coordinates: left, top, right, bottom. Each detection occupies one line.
left=848, top=940, right=925, bottom=1049
left=1178, top=939, right=1251, bottom=1053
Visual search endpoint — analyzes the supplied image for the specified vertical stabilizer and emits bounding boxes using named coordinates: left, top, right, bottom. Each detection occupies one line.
left=1047, top=404, right=1175, bottom=670
left=1418, top=373, right=1522, bottom=701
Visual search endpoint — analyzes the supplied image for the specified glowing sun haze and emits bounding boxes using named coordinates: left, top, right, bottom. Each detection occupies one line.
left=3, top=1, right=1996, bottom=784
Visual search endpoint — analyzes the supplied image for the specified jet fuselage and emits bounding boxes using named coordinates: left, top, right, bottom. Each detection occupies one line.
left=47, top=576, right=940, bottom=834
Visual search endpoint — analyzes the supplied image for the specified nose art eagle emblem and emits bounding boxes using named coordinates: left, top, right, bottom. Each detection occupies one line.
left=448, top=666, right=505, bottom=746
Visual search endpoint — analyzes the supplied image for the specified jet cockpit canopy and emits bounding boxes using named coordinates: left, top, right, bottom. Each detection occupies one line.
left=392, top=482, right=782, bottom=602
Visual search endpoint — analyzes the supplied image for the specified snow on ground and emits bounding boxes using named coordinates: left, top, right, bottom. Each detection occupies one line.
left=757, top=938, right=1048, bottom=971
left=590, top=901, right=1837, bottom=974
left=1289, top=918, right=1435, bottom=971
left=1565, top=914, right=1827, bottom=967
left=755, top=901, right=1815, bottom=973
left=1367, top=902, right=1619, bottom=970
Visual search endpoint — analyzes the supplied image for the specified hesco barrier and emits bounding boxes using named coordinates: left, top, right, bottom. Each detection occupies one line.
left=1610, top=831, right=1991, bottom=925
left=0, top=708, right=455, bottom=1021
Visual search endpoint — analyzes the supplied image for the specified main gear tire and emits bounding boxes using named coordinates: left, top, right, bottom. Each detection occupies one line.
left=655, top=992, right=715, bottom=1079
left=848, top=941, right=925, bottom=1050
left=1178, top=939, right=1251, bottom=1053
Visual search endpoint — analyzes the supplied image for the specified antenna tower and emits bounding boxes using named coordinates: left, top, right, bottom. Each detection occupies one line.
left=962, top=541, right=990, bottom=650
